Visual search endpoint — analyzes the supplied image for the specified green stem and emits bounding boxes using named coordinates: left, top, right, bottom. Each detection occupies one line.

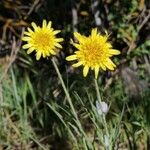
left=52, top=58, right=92, bottom=149
left=94, top=79, right=102, bottom=103
left=51, top=58, right=77, bottom=118
left=94, top=79, right=110, bottom=150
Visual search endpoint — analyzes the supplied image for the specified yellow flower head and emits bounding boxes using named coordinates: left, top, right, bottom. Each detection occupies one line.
left=66, top=28, right=120, bottom=78
left=22, top=20, right=63, bottom=60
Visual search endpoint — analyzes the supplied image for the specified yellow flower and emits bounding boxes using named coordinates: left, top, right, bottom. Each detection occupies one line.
left=22, top=20, right=63, bottom=60
left=66, top=28, right=120, bottom=78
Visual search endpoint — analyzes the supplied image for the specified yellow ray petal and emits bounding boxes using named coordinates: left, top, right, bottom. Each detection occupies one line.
left=109, top=49, right=120, bottom=55
left=104, top=63, right=113, bottom=70
left=104, top=59, right=115, bottom=70
left=72, top=61, right=84, bottom=67
left=53, top=30, right=61, bottom=35
left=83, top=65, right=89, bottom=77
left=27, top=27, right=33, bottom=33
left=73, top=43, right=81, bottom=49
left=100, top=62, right=106, bottom=71
left=66, top=55, right=77, bottom=61
left=94, top=65, right=99, bottom=79
left=74, top=32, right=81, bottom=39
left=36, top=51, right=42, bottom=60
left=24, top=31, right=31, bottom=36
left=54, top=43, right=62, bottom=48
left=45, top=50, right=50, bottom=56
left=23, top=44, right=32, bottom=49
left=43, top=53, right=46, bottom=58
left=74, top=32, right=86, bottom=43
left=50, top=50, right=56, bottom=55
left=107, top=58, right=116, bottom=67
left=22, top=37, right=31, bottom=41
left=54, top=38, right=64, bottom=42
left=99, top=35, right=108, bottom=43
left=31, top=22, right=38, bottom=31
left=43, top=51, right=50, bottom=58
left=27, top=47, right=35, bottom=54
left=47, top=21, right=52, bottom=28
left=105, top=43, right=112, bottom=48
left=43, top=20, right=47, bottom=28
left=91, top=28, right=98, bottom=37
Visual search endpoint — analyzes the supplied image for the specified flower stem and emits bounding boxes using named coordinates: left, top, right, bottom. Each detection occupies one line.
left=94, top=79, right=102, bottom=103
left=52, top=58, right=93, bottom=149
left=94, top=79, right=110, bottom=150
left=52, top=58, right=77, bottom=118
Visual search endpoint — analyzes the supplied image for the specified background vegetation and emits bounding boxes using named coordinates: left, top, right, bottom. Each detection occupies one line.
left=0, top=0, right=150, bottom=149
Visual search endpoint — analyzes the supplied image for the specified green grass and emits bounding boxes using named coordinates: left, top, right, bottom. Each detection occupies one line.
left=0, top=57, right=149, bottom=149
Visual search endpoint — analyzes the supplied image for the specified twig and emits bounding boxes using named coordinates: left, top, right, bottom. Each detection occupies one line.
left=144, top=55, right=150, bottom=76
left=71, top=0, right=78, bottom=32
left=91, top=0, right=102, bottom=27
left=138, top=10, right=150, bottom=31
left=5, top=110, right=21, bottom=137
left=0, top=28, right=24, bottom=83
left=126, top=9, right=150, bottom=54
left=24, top=0, right=41, bottom=20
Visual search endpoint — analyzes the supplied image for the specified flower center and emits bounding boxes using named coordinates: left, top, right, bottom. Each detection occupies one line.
left=81, top=40, right=105, bottom=66
left=32, top=30, right=53, bottom=50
